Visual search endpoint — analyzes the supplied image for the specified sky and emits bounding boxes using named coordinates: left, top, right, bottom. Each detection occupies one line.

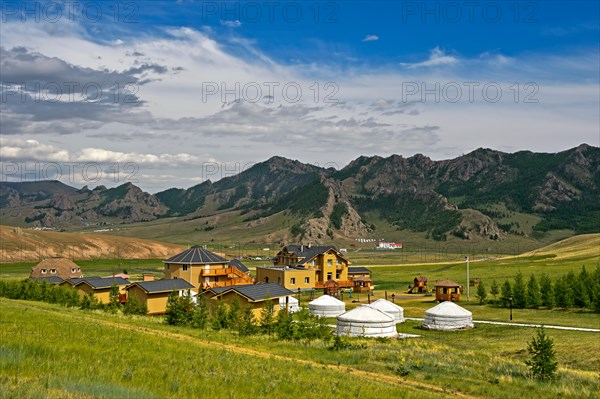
left=1, top=0, right=599, bottom=192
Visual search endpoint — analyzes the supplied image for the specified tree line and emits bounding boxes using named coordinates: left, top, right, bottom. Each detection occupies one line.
left=474, top=265, right=600, bottom=312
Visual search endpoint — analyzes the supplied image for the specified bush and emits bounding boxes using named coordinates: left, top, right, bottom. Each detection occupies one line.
left=476, top=282, right=487, bottom=305
left=165, top=291, right=195, bottom=326
left=237, top=304, right=257, bottom=336
left=123, top=295, right=148, bottom=315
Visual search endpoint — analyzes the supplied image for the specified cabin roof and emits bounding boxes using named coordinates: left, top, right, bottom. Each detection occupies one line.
left=348, top=266, right=371, bottom=274
left=75, top=276, right=130, bottom=289
left=434, top=279, right=461, bottom=288
left=164, top=246, right=227, bottom=264
left=414, top=276, right=428, bottom=282
left=208, top=283, right=294, bottom=302
left=280, top=245, right=349, bottom=266
left=127, top=278, right=194, bottom=294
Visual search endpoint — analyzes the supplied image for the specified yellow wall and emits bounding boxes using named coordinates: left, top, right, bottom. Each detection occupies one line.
left=256, top=267, right=315, bottom=291
left=314, top=250, right=348, bottom=283
left=164, top=262, right=229, bottom=290
left=76, top=283, right=126, bottom=304
left=210, top=291, right=288, bottom=319
left=127, top=285, right=172, bottom=315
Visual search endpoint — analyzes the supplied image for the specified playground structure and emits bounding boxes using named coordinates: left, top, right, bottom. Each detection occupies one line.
left=407, top=276, right=430, bottom=294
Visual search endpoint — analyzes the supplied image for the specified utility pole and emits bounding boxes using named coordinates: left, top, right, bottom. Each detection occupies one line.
left=465, top=256, right=470, bottom=304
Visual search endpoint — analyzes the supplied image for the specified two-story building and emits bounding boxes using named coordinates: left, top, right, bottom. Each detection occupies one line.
left=163, top=246, right=253, bottom=290
left=256, top=245, right=351, bottom=291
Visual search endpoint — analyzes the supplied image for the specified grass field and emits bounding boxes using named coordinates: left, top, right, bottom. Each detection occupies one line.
left=1, top=299, right=598, bottom=399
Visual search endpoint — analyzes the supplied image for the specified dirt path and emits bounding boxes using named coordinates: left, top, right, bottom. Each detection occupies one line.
left=16, top=301, right=480, bottom=399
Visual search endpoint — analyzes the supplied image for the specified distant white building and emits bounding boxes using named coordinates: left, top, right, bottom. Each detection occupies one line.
left=377, top=242, right=403, bottom=249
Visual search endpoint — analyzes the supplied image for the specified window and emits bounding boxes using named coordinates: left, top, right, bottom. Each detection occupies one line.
left=290, top=277, right=296, bottom=285
left=327, top=259, right=332, bottom=266
left=304, top=277, right=310, bottom=284
left=336, top=272, right=340, bottom=279
left=183, top=265, right=188, bottom=271
left=336, top=259, right=340, bottom=266
left=327, top=272, right=332, bottom=280
left=50, top=269, right=56, bottom=274
left=310, top=260, right=315, bottom=266
left=41, top=269, right=47, bottom=274
left=71, top=268, right=76, bottom=273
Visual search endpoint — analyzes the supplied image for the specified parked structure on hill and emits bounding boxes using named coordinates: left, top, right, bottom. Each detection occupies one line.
left=30, top=257, right=83, bottom=280
left=125, top=278, right=195, bottom=315
left=256, top=244, right=351, bottom=291
left=163, top=246, right=253, bottom=290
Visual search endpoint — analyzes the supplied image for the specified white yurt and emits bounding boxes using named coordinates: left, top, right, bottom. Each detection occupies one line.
left=422, top=301, right=474, bottom=331
left=308, top=295, right=346, bottom=317
left=336, top=305, right=397, bottom=337
left=279, top=296, right=300, bottom=313
left=368, top=299, right=405, bottom=323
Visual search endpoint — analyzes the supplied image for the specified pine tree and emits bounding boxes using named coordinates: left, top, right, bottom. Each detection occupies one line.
left=123, top=295, right=148, bottom=315
left=490, top=280, right=500, bottom=302
left=554, top=277, right=573, bottom=309
left=211, top=300, right=229, bottom=331
left=501, top=280, right=513, bottom=308
left=108, top=284, right=121, bottom=313
left=539, top=273, right=554, bottom=309
left=166, top=291, right=194, bottom=325
left=227, top=297, right=241, bottom=330
left=275, top=309, right=295, bottom=340
left=525, top=327, right=559, bottom=382
left=238, top=304, right=257, bottom=336
left=579, top=266, right=594, bottom=305
left=192, top=296, right=209, bottom=329
left=260, top=297, right=275, bottom=336
left=526, top=274, right=541, bottom=309
left=476, top=282, right=487, bottom=305
left=572, top=278, right=590, bottom=308
left=513, top=272, right=526, bottom=309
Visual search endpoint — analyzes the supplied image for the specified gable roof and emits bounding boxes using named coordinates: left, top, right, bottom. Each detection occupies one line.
left=348, top=266, right=371, bottom=274
left=127, top=278, right=194, bottom=294
left=228, top=259, right=249, bottom=273
left=28, top=276, right=64, bottom=284
left=280, top=245, right=348, bottom=266
left=164, top=246, right=227, bottom=264
left=62, top=276, right=101, bottom=286
left=75, top=277, right=130, bottom=289
left=207, top=283, right=294, bottom=302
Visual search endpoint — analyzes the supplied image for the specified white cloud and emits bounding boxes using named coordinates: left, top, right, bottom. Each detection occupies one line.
left=221, top=20, right=242, bottom=28
left=362, top=35, right=379, bottom=42
left=401, top=47, right=459, bottom=68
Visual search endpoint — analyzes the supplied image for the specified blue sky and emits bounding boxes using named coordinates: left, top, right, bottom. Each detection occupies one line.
left=1, top=1, right=599, bottom=191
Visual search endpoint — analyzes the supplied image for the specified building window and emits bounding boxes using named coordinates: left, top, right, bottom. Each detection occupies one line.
left=290, top=277, right=296, bottom=285
left=41, top=269, right=47, bottom=274
left=336, top=259, right=340, bottom=266
left=50, top=269, right=56, bottom=274
left=183, top=265, right=188, bottom=271
left=71, top=268, right=76, bottom=273
left=327, top=272, right=332, bottom=280
left=327, top=259, right=332, bottom=266
left=336, top=272, right=340, bottom=279
left=304, top=277, right=310, bottom=284
left=310, top=260, right=315, bottom=266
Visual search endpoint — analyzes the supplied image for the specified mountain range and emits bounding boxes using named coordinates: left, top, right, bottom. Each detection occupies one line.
left=1, top=144, right=598, bottom=242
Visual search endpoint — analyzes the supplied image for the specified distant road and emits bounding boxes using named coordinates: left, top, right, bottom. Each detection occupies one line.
left=404, top=317, right=600, bottom=332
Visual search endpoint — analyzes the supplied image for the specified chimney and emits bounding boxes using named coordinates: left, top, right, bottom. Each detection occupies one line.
left=143, top=274, right=154, bottom=282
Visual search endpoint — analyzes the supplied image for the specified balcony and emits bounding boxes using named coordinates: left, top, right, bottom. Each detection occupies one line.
left=200, top=267, right=233, bottom=277
left=315, top=280, right=353, bottom=289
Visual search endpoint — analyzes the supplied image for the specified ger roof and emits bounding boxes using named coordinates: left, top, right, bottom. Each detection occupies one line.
left=164, top=246, right=227, bottom=264
left=369, top=299, right=404, bottom=312
left=229, top=259, right=249, bottom=273
left=337, top=305, right=394, bottom=323
left=28, top=276, right=64, bottom=284
left=76, top=277, right=130, bottom=289
left=348, top=266, right=371, bottom=274
left=309, top=295, right=345, bottom=306
left=426, top=301, right=472, bottom=317
left=208, top=283, right=293, bottom=302
left=128, top=278, right=194, bottom=294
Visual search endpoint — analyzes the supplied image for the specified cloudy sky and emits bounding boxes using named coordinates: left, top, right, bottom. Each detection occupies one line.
left=1, top=1, right=598, bottom=192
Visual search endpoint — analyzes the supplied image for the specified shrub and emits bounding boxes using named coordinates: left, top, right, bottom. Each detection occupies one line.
left=526, top=275, right=541, bottom=309
left=123, top=295, right=148, bottom=315
left=191, top=296, right=209, bottom=329
left=260, top=298, right=275, bottom=336
left=165, top=291, right=195, bottom=326
left=237, top=304, right=257, bottom=336
left=476, top=282, right=487, bottom=305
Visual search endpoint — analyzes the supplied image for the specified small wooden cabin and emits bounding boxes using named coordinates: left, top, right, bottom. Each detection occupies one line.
left=323, top=279, right=339, bottom=297
left=125, top=278, right=195, bottom=315
left=408, top=276, right=429, bottom=294
left=74, top=277, right=130, bottom=304
left=202, top=283, right=295, bottom=318
left=352, top=277, right=374, bottom=294
left=434, top=279, right=462, bottom=302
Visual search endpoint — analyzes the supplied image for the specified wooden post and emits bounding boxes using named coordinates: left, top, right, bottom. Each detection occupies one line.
left=385, top=290, right=388, bottom=300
